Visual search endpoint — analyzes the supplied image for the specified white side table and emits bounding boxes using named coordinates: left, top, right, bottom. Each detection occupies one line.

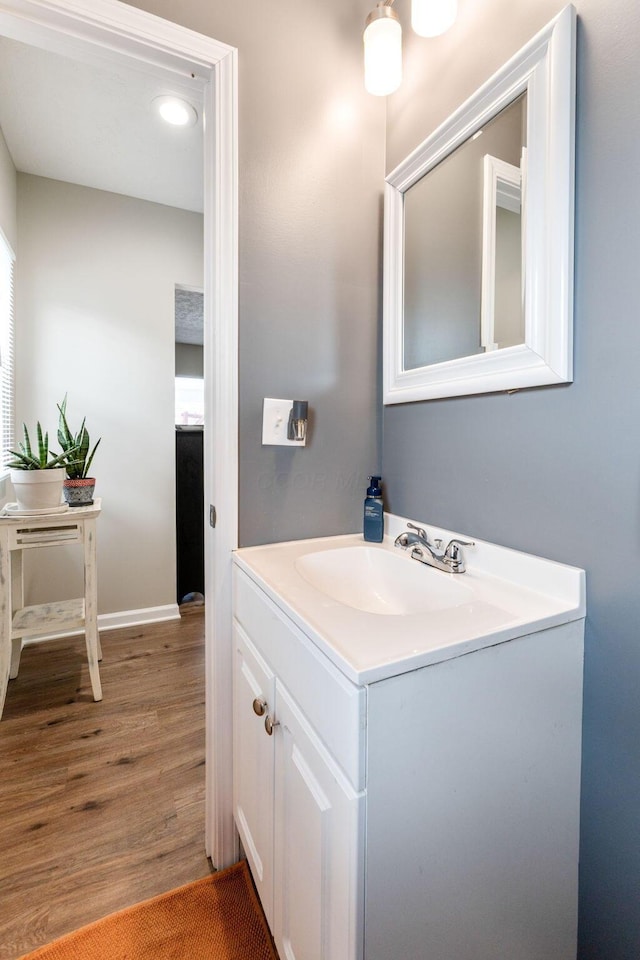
left=0, top=498, right=102, bottom=719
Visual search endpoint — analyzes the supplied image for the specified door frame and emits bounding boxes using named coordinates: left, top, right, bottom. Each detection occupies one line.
left=0, top=0, right=239, bottom=867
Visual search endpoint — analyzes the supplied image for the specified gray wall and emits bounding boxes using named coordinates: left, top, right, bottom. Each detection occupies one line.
left=125, top=0, right=384, bottom=547
left=384, top=1, right=640, bottom=956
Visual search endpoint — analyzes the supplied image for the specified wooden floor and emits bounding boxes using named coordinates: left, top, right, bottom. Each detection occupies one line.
left=0, top=607, right=211, bottom=960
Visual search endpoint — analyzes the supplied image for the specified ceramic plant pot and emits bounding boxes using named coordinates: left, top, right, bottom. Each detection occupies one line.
left=62, top=477, right=95, bottom=507
left=11, top=467, right=66, bottom=512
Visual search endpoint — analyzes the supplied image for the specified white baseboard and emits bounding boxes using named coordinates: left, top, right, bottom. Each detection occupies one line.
left=97, top=604, right=181, bottom=631
left=23, top=603, right=181, bottom=646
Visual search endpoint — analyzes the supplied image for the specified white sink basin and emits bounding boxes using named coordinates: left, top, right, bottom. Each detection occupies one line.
left=233, top=521, right=586, bottom=684
left=295, top=545, right=472, bottom=615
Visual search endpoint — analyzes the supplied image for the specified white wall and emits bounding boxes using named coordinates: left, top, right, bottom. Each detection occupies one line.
left=15, top=174, right=203, bottom=615
left=0, top=124, right=16, bottom=251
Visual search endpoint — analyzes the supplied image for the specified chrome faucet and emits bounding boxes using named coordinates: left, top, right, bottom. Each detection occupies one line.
left=394, top=523, right=474, bottom=574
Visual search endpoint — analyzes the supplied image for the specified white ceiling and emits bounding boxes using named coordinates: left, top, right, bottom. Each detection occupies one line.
left=0, top=34, right=204, bottom=213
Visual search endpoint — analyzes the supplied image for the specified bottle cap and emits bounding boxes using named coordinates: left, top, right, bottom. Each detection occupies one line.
left=367, top=476, right=382, bottom=497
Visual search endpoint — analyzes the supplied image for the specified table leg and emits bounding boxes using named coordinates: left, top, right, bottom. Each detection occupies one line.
left=84, top=518, right=102, bottom=701
left=0, top=529, right=12, bottom=719
left=9, top=550, right=23, bottom=679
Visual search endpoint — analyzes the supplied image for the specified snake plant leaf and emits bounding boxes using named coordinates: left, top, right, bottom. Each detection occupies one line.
left=83, top=437, right=101, bottom=478
left=78, top=424, right=90, bottom=464
left=22, top=423, right=33, bottom=460
left=36, top=423, right=54, bottom=468
left=57, top=403, right=74, bottom=448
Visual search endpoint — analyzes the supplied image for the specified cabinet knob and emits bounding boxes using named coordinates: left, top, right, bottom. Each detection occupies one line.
left=252, top=697, right=267, bottom=717
left=264, top=714, right=279, bottom=736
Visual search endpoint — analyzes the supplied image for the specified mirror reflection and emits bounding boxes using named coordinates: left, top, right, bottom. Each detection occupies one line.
left=403, top=94, right=526, bottom=370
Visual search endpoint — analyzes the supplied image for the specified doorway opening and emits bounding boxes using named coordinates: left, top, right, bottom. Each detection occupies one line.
left=0, top=0, right=238, bottom=869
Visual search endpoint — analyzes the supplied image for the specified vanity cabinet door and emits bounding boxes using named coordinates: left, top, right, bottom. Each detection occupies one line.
left=273, top=680, right=364, bottom=960
left=232, top=623, right=276, bottom=928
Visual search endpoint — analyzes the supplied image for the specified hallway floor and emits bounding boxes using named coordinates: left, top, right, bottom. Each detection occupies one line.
left=0, top=608, right=210, bottom=959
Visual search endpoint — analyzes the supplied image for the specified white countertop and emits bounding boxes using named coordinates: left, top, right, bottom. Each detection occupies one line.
left=233, top=514, right=586, bottom=685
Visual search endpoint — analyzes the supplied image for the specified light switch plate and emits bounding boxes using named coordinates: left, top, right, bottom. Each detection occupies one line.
left=262, top=398, right=306, bottom=446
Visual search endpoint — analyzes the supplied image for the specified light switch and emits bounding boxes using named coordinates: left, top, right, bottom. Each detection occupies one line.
left=262, top=398, right=306, bottom=446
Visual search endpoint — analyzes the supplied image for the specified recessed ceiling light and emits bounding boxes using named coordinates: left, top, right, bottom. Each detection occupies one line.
left=153, top=95, right=198, bottom=127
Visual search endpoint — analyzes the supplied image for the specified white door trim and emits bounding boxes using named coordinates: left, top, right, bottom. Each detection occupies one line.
left=0, top=0, right=239, bottom=867
left=202, top=34, right=239, bottom=868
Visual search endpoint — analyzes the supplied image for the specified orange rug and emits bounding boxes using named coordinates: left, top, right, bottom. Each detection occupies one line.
left=19, top=861, right=278, bottom=960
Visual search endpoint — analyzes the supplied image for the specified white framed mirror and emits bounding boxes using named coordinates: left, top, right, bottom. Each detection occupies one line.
left=383, top=5, right=576, bottom=403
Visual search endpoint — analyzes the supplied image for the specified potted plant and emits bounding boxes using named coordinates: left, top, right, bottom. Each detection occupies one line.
left=7, top=421, right=78, bottom=511
left=57, top=396, right=101, bottom=506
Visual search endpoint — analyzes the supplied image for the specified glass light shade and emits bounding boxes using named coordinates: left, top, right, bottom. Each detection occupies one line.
left=411, top=0, right=457, bottom=37
left=364, top=16, right=402, bottom=97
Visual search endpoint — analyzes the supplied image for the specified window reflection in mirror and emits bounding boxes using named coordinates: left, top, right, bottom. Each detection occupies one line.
left=403, top=93, right=526, bottom=371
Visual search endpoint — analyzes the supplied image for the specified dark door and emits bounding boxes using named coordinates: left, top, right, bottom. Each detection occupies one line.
left=175, top=427, right=204, bottom=603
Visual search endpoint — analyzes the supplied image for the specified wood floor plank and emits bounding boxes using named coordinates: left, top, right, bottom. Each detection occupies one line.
left=0, top=610, right=211, bottom=960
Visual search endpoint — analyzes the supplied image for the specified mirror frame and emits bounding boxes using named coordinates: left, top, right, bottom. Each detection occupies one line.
left=383, top=4, right=576, bottom=403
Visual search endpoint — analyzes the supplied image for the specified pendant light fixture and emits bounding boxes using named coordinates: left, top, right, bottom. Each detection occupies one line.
left=363, top=0, right=457, bottom=95
left=363, top=1, right=402, bottom=97
left=411, top=0, right=457, bottom=38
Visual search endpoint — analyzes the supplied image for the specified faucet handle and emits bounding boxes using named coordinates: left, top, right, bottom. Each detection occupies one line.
left=407, top=522, right=428, bottom=540
left=443, top=538, right=475, bottom=560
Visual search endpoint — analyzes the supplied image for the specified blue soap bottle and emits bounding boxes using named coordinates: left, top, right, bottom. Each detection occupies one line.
left=363, top=476, right=384, bottom=542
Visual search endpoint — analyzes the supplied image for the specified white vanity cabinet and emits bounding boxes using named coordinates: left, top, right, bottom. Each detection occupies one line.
left=233, top=529, right=585, bottom=960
